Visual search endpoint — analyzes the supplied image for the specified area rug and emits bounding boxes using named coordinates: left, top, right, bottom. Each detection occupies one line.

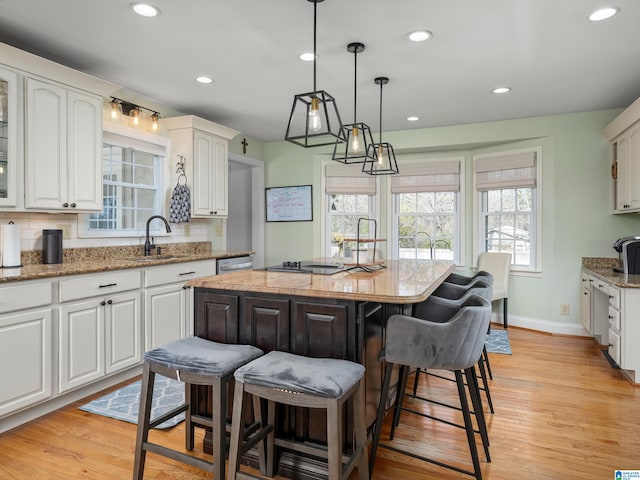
left=485, top=329, right=512, bottom=354
left=79, top=376, right=185, bottom=429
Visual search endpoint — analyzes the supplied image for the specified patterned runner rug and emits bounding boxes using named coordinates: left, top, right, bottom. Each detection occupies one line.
left=485, top=329, right=512, bottom=354
left=79, top=375, right=184, bottom=429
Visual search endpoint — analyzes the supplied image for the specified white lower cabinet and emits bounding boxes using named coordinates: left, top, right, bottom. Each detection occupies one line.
left=0, top=308, right=53, bottom=417
left=143, top=260, right=215, bottom=350
left=0, top=280, right=54, bottom=417
left=58, top=270, right=142, bottom=393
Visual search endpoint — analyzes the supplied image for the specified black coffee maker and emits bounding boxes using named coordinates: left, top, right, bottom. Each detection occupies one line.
left=613, top=236, right=640, bottom=274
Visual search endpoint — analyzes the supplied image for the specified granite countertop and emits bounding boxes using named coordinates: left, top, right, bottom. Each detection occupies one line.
left=582, top=256, right=640, bottom=288
left=187, top=259, right=455, bottom=303
left=0, top=246, right=253, bottom=284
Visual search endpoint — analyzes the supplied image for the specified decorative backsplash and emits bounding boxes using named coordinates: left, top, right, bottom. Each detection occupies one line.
left=582, top=256, right=620, bottom=270
left=20, top=241, right=211, bottom=266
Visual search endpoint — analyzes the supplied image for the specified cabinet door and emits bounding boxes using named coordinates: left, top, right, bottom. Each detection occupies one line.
left=291, top=300, right=352, bottom=360
left=581, top=286, right=591, bottom=333
left=25, top=77, right=68, bottom=210
left=0, top=308, right=52, bottom=416
left=106, top=291, right=142, bottom=374
left=67, top=90, right=102, bottom=211
left=194, top=290, right=239, bottom=343
left=59, top=299, right=103, bottom=393
left=608, top=327, right=621, bottom=367
left=211, top=137, right=228, bottom=216
left=241, top=296, right=290, bottom=352
left=0, top=66, right=18, bottom=207
left=144, top=283, right=186, bottom=350
left=628, top=127, right=640, bottom=209
left=192, top=129, right=215, bottom=217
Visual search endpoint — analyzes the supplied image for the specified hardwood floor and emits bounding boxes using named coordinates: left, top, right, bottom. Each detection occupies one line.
left=1, top=326, right=639, bottom=479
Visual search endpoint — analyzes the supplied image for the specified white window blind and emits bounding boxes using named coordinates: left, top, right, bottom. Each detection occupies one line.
left=474, top=151, right=536, bottom=191
left=325, top=164, right=376, bottom=195
left=390, top=161, right=460, bottom=193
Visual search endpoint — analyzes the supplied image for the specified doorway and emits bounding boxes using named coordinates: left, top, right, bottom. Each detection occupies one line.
left=227, top=152, right=265, bottom=268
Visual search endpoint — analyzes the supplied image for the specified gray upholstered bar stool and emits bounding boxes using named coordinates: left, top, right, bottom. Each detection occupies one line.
left=370, top=295, right=491, bottom=480
left=227, top=350, right=369, bottom=480
left=444, top=270, right=493, bottom=286
left=132, top=336, right=263, bottom=480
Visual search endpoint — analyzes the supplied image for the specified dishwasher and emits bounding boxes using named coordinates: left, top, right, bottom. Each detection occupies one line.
left=216, top=255, right=253, bottom=274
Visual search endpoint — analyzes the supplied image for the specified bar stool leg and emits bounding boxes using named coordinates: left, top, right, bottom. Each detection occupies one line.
left=390, top=365, right=410, bottom=438
left=353, top=380, right=369, bottom=480
left=211, top=376, right=227, bottom=479
left=369, top=361, right=394, bottom=476
left=133, top=363, right=154, bottom=480
left=455, top=370, right=483, bottom=480
left=326, top=398, right=343, bottom=479
left=185, top=383, right=194, bottom=451
left=227, top=381, right=246, bottom=480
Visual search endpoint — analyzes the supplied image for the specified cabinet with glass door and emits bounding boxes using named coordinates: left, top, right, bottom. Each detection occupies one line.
left=0, top=66, right=18, bottom=207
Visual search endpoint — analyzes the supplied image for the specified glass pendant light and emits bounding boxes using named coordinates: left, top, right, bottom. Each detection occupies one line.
left=332, top=42, right=377, bottom=164
left=363, top=77, right=399, bottom=175
left=284, top=0, right=345, bottom=148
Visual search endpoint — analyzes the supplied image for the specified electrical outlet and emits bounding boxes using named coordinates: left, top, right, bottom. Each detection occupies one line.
left=56, top=224, right=71, bottom=239
left=560, top=304, right=570, bottom=315
left=214, top=223, right=223, bottom=237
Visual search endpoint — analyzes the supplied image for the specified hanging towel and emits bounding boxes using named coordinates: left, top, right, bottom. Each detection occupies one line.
left=169, top=183, right=191, bottom=223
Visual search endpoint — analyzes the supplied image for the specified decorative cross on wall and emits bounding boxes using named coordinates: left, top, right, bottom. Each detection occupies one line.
left=241, top=138, right=249, bottom=154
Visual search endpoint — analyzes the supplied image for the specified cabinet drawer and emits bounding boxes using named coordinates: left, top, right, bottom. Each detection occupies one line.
left=608, top=285, right=621, bottom=310
left=60, top=270, right=142, bottom=302
left=594, top=279, right=609, bottom=294
left=0, top=281, right=53, bottom=313
left=144, top=260, right=216, bottom=287
left=608, top=305, right=621, bottom=331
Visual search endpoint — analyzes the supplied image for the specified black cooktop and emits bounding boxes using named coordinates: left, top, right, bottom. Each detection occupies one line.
left=260, top=260, right=349, bottom=275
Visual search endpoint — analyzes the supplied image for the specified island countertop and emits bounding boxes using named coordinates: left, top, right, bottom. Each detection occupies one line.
left=187, top=259, right=455, bottom=303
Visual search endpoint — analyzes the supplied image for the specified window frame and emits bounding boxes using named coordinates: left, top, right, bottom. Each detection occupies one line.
left=79, top=123, right=169, bottom=238
left=325, top=192, right=376, bottom=259
left=473, top=147, right=542, bottom=273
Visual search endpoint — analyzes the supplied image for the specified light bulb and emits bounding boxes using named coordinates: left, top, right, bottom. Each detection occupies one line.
left=131, top=108, right=140, bottom=126
left=110, top=100, right=119, bottom=121
left=151, top=114, right=159, bottom=131
left=308, top=97, right=322, bottom=132
left=350, top=127, right=363, bottom=154
left=377, top=145, right=386, bottom=166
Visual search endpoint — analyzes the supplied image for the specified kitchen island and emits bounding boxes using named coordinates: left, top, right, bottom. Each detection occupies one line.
left=187, top=259, right=454, bottom=479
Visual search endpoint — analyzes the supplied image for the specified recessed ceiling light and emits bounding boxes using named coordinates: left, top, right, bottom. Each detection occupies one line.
left=196, top=76, right=213, bottom=84
left=407, top=116, right=420, bottom=122
left=299, top=52, right=316, bottom=62
left=130, top=3, right=160, bottom=17
left=588, top=7, right=619, bottom=21
left=492, top=87, right=511, bottom=94
left=408, top=30, right=432, bottom=42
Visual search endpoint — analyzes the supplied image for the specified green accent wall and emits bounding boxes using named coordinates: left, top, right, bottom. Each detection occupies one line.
left=262, top=108, right=640, bottom=330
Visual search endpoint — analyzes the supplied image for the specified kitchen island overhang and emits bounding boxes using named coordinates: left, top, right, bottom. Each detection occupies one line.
left=186, top=259, right=455, bottom=480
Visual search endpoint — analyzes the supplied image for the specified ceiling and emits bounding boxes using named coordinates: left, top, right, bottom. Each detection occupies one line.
left=1, top=0, right=639, bottom=143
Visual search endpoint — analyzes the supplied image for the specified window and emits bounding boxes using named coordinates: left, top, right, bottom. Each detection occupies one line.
left=324, top=164, right=376, bottom=258
left=474, top=148, right=540, bottom=270
left=81, top=126, right=167, bottom=237
left=391, top=160, right=461, bottom=262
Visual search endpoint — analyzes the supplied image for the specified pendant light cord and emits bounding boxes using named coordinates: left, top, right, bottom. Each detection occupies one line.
left=353, top=49, right=357, bottom=124
left=313, top=0, right=317, bottom=92
left=379, top=81, right=383, bottom=144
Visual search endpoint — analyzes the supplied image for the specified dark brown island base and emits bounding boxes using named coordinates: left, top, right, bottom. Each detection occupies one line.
left=186, top=259, right=455, bottom=479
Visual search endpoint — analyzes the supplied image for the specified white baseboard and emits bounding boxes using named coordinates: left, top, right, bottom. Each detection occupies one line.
left=492, top=312, right=590, bottom=337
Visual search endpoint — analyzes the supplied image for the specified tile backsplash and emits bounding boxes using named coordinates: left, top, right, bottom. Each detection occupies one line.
left=0, top=212, right=210, bottom=251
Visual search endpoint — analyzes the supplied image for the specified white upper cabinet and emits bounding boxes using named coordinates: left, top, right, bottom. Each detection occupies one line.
left=25, top=77, right=103, bottom=212
left=163, top=115, right=239, bottom=218
left=602, top=97, right=640, bottom=213
left=0, top=66, right=18, bottom=207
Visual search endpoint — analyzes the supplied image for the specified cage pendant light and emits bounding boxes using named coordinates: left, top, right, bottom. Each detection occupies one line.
left=363, top=77, right=399, bottom=175
left=285, top=0, right=345, bottom=148
left=331, top=42, right=376, bottom=164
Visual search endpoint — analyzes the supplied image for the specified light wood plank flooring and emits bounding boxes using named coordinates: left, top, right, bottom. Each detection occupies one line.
left=0, top=326, right=639, bottom=479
